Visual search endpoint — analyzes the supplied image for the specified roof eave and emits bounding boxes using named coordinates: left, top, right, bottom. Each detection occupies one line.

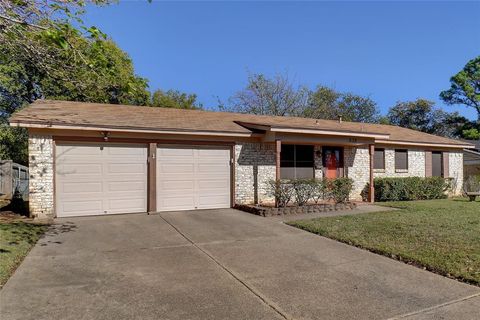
left=10, top=121, right=255, bottom=138
left=269, top=126, right=390, bottom=140
left=375, top=139, right=474, bottom=149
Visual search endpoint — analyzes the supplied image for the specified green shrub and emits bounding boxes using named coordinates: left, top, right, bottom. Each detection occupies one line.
left=267, top=179, right=294, bottom=207
left=292, top=179, right=316, bottom=206
left=463, top=175, right=480, bottom=193
left=327, top=177, right=354, bottom=203
left=312, top=179, right=328, bottom=204
left=374, top=177, right=449, bottom=202
left=268, top=177, right=354, bottom=207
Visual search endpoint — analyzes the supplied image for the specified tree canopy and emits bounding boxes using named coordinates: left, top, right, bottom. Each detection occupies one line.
left=0, top=0, right=150, bottom=164
left=228, top=72, right=310, bottom=116
left=304, top=86, right=379, bottom=123
left=151, top=89, right=202, bottom=109
left=227, top=72, right=379, bottom=123
left=440, top=56, right=480, bottom=122
left=386, top=99, right=476, bottom=138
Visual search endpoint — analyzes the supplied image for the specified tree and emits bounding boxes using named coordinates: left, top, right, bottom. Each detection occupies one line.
left=386, top=99, right=476, bottom=138
left=387, top=99, right=440, bottom=133
left=228, top=72, right=310, bottom=116
left=440, top=56, right=480, bottom=121
left=0, top=1, right=150, bottom=164
left=228, top=73, right=379, bottom=122
left=304, top=86, right=380, bottom=123
left=462, top=128, right=480, bottom=140
left=0, top=1, right=113, bottom=70
left=150, top=89, right=202, bottom=109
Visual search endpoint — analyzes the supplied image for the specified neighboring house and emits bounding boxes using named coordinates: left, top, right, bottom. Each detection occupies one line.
left=463, top=140, right=480, bottom=178
left=10, top=100, right=474, bottom=219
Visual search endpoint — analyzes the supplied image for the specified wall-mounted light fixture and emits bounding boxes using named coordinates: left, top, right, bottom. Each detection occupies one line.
left=101, top=131, right=110, bottom=142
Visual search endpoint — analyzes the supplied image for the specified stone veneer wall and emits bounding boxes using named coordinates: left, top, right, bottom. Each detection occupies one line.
left=344, top=146, right=370, bottom=200
left=314, top=145, right=323, bottom=178
left=373, top=148, right=425, bottom=178
left=235, top=143, right=276, bottom=205
left=448, top=152, right=463, bottom=195
left=28, top=134, right=54, bottom=219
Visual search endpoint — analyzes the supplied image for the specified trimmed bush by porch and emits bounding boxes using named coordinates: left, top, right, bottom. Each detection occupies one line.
left=267, top=177, right=355, bottom=208
left=365, top=177, right=450, bottom=202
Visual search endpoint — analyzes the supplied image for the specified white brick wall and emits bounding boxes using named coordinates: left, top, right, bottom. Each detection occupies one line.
left=235, top=143, right=276, bottom=205
left=28, top=134, right=54, bottom=219
left=345, top=146, right=370, bottom=200
left=448, top=152, right=463, bottom=195
left=373, top=148, right=425, bottom=178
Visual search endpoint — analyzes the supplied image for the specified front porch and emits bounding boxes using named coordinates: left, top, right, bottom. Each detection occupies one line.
left=234, top=139, right=377, bottom=206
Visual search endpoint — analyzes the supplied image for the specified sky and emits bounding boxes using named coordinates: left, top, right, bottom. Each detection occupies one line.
left=83, top=1, right=480, bottom=120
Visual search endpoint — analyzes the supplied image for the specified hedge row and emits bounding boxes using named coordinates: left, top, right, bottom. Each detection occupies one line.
left=267, top=178, right=354, bottom=207
left=371, top=177, right=450, bottom=202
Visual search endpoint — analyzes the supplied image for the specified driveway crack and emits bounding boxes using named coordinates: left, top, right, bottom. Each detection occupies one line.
left=159, top=213, right=294, bottom=320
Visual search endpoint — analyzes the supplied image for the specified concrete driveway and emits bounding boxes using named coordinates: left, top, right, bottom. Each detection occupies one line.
left=1, top=209, right=479, bottom=320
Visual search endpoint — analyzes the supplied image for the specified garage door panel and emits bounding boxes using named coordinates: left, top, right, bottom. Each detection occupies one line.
left=158, top=179, right=195, bottom=191
left=56, top=144, right=147, bottom=217
left=107, top=198, right=146, bottom=212
left=159, top=148, right=195, bottom=157
left=61, top=182, right=103, bottom=194
left=157, top=146, right=231, bottom=211
left=57, top=146, right=102, bottom=157
left=197, top=179, right=230, bottom=189
left=198, top=195, right=230, bottom=209
left=158, top=163, right=195, bottom=174
left=197, top=163, right=229, bottom=174
left=158, top=196, right=196, bottom=211
left=107, top=181, right=145, bottom=192
left=58, top=163, right=103, bottom=176
left=61, top=200, right=103, bottom=216
left=106, top=146, right=146, bottom=156
left=197, top=149, right=229, bottom=157
left=107, top=163, right=146, bottom=174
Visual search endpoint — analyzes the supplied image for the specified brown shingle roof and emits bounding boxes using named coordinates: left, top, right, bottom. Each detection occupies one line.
left=10, top=99, right=472, bottom=147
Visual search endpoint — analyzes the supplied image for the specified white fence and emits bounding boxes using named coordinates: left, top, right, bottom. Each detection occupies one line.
left=0, top=160, right=29, bottom=200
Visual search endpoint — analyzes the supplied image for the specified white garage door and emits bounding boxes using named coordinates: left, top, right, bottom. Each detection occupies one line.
left=157, top=146, right=231, bottom=211
left=55, top=144, right=147, bottom=217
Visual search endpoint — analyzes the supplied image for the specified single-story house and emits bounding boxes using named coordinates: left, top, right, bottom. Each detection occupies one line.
left=10, top=100, right=475, bottom=219
left=463, top=140, right=480, bottom=178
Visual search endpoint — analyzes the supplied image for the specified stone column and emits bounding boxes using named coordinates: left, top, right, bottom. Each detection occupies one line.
left=28, top=134, right=54, bottom=220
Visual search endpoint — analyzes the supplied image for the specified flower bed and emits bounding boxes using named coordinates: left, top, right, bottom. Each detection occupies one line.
left=234, top=202, right=357, bottom=217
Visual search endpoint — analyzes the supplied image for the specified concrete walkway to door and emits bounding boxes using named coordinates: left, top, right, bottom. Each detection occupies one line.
left=1, top=209, right=479, bottom=320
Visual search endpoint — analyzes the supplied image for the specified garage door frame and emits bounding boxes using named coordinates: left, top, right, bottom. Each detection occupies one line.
left=53, top=137, right=235, bottom=216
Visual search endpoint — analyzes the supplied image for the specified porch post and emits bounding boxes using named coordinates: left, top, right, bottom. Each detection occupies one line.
left=275, top=139, right=281, bottom=181
left=275, top=139, right=281, bottom=207
left=369, top=144, right=375, bottom=203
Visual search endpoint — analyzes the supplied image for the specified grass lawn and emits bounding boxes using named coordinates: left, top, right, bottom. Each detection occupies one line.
left=0, top=221, right=48, bottom=287
left=289, top=199, right=480, bottom=286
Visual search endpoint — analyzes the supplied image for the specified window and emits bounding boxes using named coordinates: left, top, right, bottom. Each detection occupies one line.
left=280, top=144, right=314, bottom=179
left=374, top=148, right=385, bottom=170
left=432, top=152, right=443, bottom=177
left=395, top=149, right=408, bottom=171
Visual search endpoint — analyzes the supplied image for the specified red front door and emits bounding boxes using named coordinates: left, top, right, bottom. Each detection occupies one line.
left=323, top=147, right=343, bottom=179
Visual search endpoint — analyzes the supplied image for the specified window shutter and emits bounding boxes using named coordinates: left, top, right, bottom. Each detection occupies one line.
left=425, top=151, right=432, bottom=177
left=395, top=149, right=408, bottom=170
left=374, top=149, right=385, bottom=170
left=442, top=152, right=449, bottom=178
